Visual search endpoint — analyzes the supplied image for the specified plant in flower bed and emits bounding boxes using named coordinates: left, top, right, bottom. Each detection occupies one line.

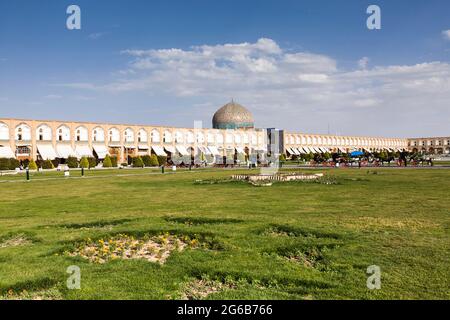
left=66, top=233, right=209, bottom=264
left=0, top=287, right=62, bottom=300
left=0, top=233, right=33, bottom=249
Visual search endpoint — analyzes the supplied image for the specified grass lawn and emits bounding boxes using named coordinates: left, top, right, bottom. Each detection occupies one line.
left=0, top=167, right=448, bottom=300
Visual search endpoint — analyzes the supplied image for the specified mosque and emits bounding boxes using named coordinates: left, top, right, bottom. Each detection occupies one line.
left=0, top=101, right=448, bottom=164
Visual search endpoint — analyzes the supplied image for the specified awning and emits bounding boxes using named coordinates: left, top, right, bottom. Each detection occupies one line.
left=338, top=147, right=347, bottom=153
left=56, top=144, right=76, bottom=159
left=93, top=145, right=109, bottom=159
left=108, top=143, right=121, bottom=148
left=152, top=146, right=167, bottom=156
left=124, top=145, right=136, bottom=149
left=164, top=146, right=176, bottom=154
left=235, top=147, right=245, bottom=154
left=295, top=147, right=304, bottom=154
left=313, top=147, right=322, bottom=153
left=208, top=146, right=221, bottom=156
left=75, top=145, right=93, bottom=158
left=285, top=147, right=294, bottom=155
left=138, top=145, right=149, bottom=150
left=0, top=146, right=15, bottom=158
left=37, top=144, right=58, bottom=160
left=176, top=146, right=190, bottom=156
left=198, top=146, right=211, bottom=155
left=302, top=146, right=312, bottom=153
left=318, top=147, right=327, bottom=153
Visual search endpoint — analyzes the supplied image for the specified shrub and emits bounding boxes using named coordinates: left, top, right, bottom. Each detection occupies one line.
left=8, top=158, right=20, bottom=170
left=111, top=156, right=118, bottom=167
left=157, top=155, right=167, bottom=166
left=79, top=157, right=89, bottom=169
left=142, top=155, right=152, bottom=167
left=28, top=160, right=38, bottom=170
left=51, top=158, right=60, bottom=168
left=0, top=158, right=10, bottom=170
left=67, top=156, right=79, bottom=168
left=132, top=157, right=144, bottom=168
left=22, top=159, right=30, bottom=168
left=88, top=157, right=97, bottom=168
left=41, top=160, right=54, bottom=169
left=102, top=155, right=112, bottom=168
left=149, top=154, right=159, bottom=166
left=279, top=154, right=287, bottom=162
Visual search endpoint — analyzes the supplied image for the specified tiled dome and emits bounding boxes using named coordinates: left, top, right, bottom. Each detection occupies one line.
left=212, top=101, right=254, bottom=129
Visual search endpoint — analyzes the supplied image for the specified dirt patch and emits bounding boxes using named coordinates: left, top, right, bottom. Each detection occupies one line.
left=262, top=225, right=342, bottom=240
left=58, top=218, right=134, bottom=230
left=277, top=244, right=339, bottom=269
left=164, top=216, right=243, bottom=226
left=178, top=278, right=237, bottom=300
left=0, top=233, right=32, bottom=249
left=0, top=287, right=62, bottom=300
left=66, top=233, right=202, bottom=264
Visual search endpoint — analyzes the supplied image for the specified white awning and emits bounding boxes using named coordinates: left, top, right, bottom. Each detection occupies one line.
left=198, top=146, right=211, bottom=155
left=75, top=145, right=93, bottom=158
left=93, top=145, right=109, bottom=159
left=285, top=147, right=293, bottom=155
left=176, top=145, right=190, bottom=156
left=302, top=146, right=311, bottom=153
left=152, top=146, right=167, bottom=156
left=164, top=146, right=176, bottom=154
left=56, top=144, right=76, bottom=159
left=338, top=147, right=347, bottom=153
left=235, top=147, right=245, bottom=154
left=208, top=146, right=221, bottom=156
left=319, top=147, right=328, bottom=153
left=294, top=147, right=302, bottom=155
left=37, top=144, right=58, bottom=160
left=0, top=146, right=15, bottom=158
left=138, top=145, right=149, bottom=150
left=108, top=142, right=121, bottom=148
left=313, top=147, right=322, bottom=153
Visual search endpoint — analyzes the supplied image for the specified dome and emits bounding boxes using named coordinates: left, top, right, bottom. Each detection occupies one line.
left=212, top=101, right=254, bottom=129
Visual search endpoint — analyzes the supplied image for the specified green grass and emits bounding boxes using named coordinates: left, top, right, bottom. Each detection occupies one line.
left=0, top=168, right=449, bottom=300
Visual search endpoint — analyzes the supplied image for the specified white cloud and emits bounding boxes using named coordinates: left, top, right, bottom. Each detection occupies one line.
left=442, top=30, right=450, bottom=40
left=61, top=38, right=450, bottom=136
left=358, top=57, right=370, bottom=69
left=88, top=32, right=107, bottom=40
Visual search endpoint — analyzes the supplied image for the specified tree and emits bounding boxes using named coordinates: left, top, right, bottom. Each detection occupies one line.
left=279, top=154, right=287, bottom=162
left=28, top=159, right=38, bottom=170
left=110, top=156, right=118, bottom=167
left=67, top=156, right=79, bottom=168
left=132, top=156, right=144, bottom=168
left=0, top=158, right=10, bottom=170
left=87, top=157, right=97, bottom=168
left=8, top=158, right=20, bottom=170
left=149, top=154, right=159, bottom=166
left=157, top=155, right=167, bottom=166
left=80, top=156, right=89, bottom=168
left=102, top=155, right=112, bottom=168
left=142, top=155, right=152, bottom=167
left=41, top=160, right=54, bottom=169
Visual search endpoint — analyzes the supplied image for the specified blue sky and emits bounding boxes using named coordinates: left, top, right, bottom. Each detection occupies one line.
left=0, top=0, right=449, bottom=137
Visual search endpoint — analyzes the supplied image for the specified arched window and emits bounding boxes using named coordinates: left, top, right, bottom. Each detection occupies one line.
left=36, top=124, right=52, bottom=141
left=151, top=130, right=160, bottom=143
left=0, top=123, right=9, bottom=140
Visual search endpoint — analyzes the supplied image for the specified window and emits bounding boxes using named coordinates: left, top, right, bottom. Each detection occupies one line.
left=39, top=128, right=44, bottom=141
left=17, top=128, right=23, bottom=141
left=58, top=129, right=63, bottom=141
left=76, top=130, right=81, bottom=141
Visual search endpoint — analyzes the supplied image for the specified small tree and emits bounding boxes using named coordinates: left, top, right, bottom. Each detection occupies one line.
left=149, top=154, right=159, bottom=166
left=102, top=155, right=112, bottom=168
left=279, top=154, right=287, bottom=162
left=41, top=160, right=54, bottom=169
left=111, top=156, right=118, bottom=167
left=0, top=158, right=9, bottom=170
left=157, top=155, right=167, bottom=166
left=28, top=159, right=38, bottom=170
left=80, top=156, right=89, bottom=168
left=132, top=156, right=144, bottom=168
left=8, top=158, right=20, bottom=170
left=67, top=156, right=79, bottom=168
left=142, top=155, right=152, bottom=167
left=88, top=157, right=97, bottom=168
